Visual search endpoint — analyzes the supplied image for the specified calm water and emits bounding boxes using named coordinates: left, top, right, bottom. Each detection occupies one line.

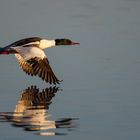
left=0, top=0, right=140, bottom=140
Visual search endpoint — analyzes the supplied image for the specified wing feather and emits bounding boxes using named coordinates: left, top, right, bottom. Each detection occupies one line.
left=15, top=54, right=34, bottom=75
left=14, top=46, right=60, bottom=84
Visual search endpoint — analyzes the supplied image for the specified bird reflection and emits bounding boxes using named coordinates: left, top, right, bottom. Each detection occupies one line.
left=0, top=86, right=78, bottom=136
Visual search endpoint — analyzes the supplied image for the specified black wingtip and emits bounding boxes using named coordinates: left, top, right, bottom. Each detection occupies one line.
left=49, top=79, right=63, bottom=85
left=53, top=80, right=62, bottom=85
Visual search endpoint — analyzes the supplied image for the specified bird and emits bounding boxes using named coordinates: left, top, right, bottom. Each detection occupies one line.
left=0, top=37, right=79, bottom=84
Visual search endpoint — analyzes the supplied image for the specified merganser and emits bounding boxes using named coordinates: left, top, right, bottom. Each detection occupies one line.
left=0, top=37, right=79, bottom=84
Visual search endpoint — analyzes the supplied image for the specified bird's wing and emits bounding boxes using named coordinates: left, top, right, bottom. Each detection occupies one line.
left=15, top=54, right=34, bottom=76
left=14, top=46, right=60, bottom=84
left=26, top=57, right=60, bottom=84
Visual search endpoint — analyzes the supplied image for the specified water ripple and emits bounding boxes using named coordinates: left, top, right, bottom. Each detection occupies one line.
left=0, top=86, right=79, bottom=136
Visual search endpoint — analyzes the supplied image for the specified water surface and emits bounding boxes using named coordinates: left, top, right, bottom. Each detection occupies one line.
left=0, top=0, right=140, bottom=140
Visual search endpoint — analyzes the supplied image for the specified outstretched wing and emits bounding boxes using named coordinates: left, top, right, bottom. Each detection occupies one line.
left=26, top=57, right=60, bottom=84
left=14, top=46, right=60, bottom=84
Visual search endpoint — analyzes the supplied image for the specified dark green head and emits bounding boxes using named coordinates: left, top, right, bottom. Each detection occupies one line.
left=55, top=39, right=80, bottom=46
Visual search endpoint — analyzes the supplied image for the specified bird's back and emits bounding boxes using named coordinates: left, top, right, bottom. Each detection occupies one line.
left=5, top=37, right=42, bottom=48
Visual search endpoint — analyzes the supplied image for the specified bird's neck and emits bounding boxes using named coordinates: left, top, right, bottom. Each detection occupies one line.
left=39, top=39, right=56, bottom=49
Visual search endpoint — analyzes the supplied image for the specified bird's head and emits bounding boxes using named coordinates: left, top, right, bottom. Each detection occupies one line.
left=55, top=39, right=80, bottom=46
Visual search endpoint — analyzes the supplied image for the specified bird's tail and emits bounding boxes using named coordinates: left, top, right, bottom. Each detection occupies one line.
left=0, top=48, right=9, bottom=55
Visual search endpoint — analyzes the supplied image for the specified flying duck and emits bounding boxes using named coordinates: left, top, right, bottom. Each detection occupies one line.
left=0, top=37, right=79, bottom=84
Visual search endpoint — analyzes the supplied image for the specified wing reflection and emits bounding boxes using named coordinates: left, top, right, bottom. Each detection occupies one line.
left=0, top=86, right=79, bottom=136
left=13, top=86, right=58, bottom=133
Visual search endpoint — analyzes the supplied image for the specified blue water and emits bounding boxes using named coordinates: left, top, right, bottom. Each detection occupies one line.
left=0, top=0, right=140, bottom=140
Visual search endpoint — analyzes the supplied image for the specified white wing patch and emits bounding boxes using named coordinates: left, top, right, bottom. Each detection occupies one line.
left=13, top=46, right=46, bottom=60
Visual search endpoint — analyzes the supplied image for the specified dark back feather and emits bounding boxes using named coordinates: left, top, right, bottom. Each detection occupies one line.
left=6, top=37, right=42, bottom=48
